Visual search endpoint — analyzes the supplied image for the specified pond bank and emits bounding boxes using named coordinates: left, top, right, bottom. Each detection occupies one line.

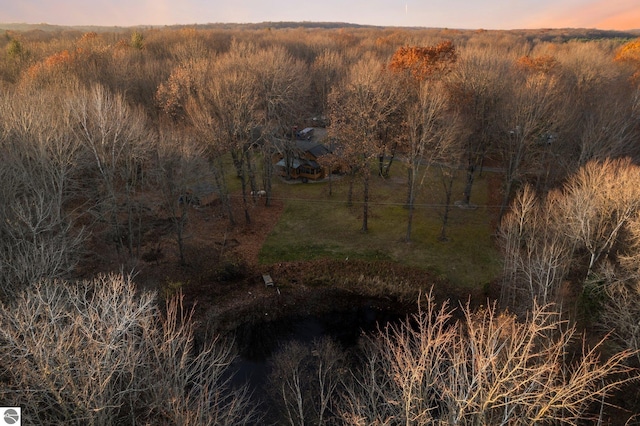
left=194, top=258, right=489, bottom=336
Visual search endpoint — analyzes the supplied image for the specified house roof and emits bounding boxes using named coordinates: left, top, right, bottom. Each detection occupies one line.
left=276, top=158, right=302, bottom=168
left=295, top=140, right=331, bottom=158
left=275, top=158, right=321, bottom=170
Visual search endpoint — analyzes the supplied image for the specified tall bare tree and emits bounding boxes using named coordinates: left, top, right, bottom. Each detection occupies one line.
left=448, top=46, right=509, bottom=205
left=156, top=58, right=208, bottom=124
left=601, top=274, right=640, bottom=365
left=69, top=84, right=152, bottom=256
left=562, top=158, right=640, bottom=280
left=188, top=42, right=260, bottom=225
left=498, top=185, right=573, bottom=308
left=404, top=79, right=464, bottom=243
left=311, top=49, right=345, bottom=117
left=328, top=54, right=402, bottom=232
left=268, top=337, right=344, bottom=425
left=0, top=87, right=84, bottom=300
left=600, top=197, right=640, bottom=364
left=495, top=67, right=562, bottom=223
left=251, top=45, right=311, bottom=205
left=499, top=158, right=640, bottom=312
left=554, top=41, right=640, bottom=166
left=155, top=126, right=209, bottom=265
left=157, top=56, right=237, bottom=226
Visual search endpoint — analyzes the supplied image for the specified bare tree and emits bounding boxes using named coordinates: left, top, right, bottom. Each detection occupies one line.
left=0, top=86, right=83, bottom=217
left=328, top=54, right=402, bottom=232
left=269, top=341, right=309, bottom=425
left=562, top=158, right=640, bottom=280
left=404, top=79, right=464, bottom=242
left=589, top=159, right=640, bottom=363
left=498, top=157, right=640, bottom=325
left=338, top=293, right=634, bottom=425
left=0, top=274, right=260, bottom=425
left=448, top=46, right=509, bottom=205
left=69, top=84, right=152, bottom=256
left=187, top=42, right=261, bottom=225
left=556, top=40, right=640, bottom=166
left=0, top=87, right=85, bottom=300
left=601, top=275, right=640, bottom=365
left=155, top=126, right=209, bottom=265
left=574, top=85, right=640, bottom=166
left=437, top=162, right=459, bottom=242
left=251, top=45, right=311, bottom=205
left=156, top=58, right=208, bottom=123
left=311, top=49, right=345, bottom=116
left=495, top=68, right=561, bottom=224
left=498, top=185, right=573, bottom=309
left=268, top=337, right=344, bottom=425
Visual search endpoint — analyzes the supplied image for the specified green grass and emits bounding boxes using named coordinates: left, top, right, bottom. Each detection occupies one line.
left=259, top=162, right=502, bottom=289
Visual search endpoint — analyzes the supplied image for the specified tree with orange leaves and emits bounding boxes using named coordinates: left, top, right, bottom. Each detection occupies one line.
left=615, top=38, right=640, bottom=63
left=615, top=37, right=640, bottom=82
left=389, top=40, right=457, bottom=81
left=22, top=49, right=79, bottom=89
left=516, top=54, right=559, bottom=75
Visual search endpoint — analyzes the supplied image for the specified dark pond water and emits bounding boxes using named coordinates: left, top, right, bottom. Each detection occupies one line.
left=231, top=296, right=410, bottom=389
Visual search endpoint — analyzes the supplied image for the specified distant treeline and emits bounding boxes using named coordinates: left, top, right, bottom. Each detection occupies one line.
left=1, top=20, right=638, bottom=39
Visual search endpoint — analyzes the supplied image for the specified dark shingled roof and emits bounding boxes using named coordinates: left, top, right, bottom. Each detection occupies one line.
left=295, top=140, right=331, bottom=158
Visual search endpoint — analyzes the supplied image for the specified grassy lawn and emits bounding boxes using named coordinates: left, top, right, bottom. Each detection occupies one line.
left=259, top=161, right=502, bottom=289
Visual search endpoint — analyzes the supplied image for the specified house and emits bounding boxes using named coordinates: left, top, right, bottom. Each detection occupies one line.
left=274, top=137, right=332, bottom=182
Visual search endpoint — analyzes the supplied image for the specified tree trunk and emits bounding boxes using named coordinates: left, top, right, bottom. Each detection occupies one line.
left=347, top=171, right=355, bottom=206
left=498, top=178, right=513, bottom=226
left=212, top=158, right=235, bottom=226
left=462, top=163, right=475, bottom=205
left=382, top=141, right=398, bottom=178
left=245, top=148, right=258, bottom=197
left=406, top=167, right=415, bottom=243
left=262, top=145, right=273, bottom=207
left=498, top=157, right=519, bottom=225
left=240, top=164, right=251, bottom=225
left=175, top=204, right=187, bottom=266
left=362, top=168, right=370, bottom=232
left=439, top=168, right=455, bottom=242
left=231, top=150, right=243, bottom=178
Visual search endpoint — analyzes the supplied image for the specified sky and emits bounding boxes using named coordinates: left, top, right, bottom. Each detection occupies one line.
left=1, top=0, right=639, bottom=31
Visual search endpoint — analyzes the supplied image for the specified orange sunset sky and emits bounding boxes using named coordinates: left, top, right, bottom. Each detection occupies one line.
left=1, top=0, right=638, bottom=30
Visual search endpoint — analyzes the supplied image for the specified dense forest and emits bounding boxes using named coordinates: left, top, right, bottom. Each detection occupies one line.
left=1, top=23, right=640, bottom=424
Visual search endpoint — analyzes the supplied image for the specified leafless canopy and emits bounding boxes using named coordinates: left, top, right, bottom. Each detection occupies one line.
left=0, top=274, right=260, bottom=425
left=339, top=293, right=634, bottom=425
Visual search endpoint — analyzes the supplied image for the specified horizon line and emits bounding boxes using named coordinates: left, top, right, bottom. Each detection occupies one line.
left=1, top=21, right=639, bottom=34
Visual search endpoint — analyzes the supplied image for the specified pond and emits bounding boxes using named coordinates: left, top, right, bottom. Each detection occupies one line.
left=231, top=294, right=411, bottom=389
